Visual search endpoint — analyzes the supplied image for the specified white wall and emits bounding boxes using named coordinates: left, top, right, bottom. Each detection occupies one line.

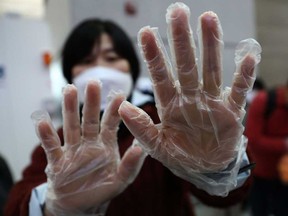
left=0, top=16, right=52, bottom=180
left=45, top=0, right=71, bottom=55
left=255, top=0, right=288, bottom=87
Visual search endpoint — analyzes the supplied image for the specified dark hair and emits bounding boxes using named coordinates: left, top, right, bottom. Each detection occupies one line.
left=253, top=78, right=265, bottom=91
left=61, top=19, right=140, bottom=84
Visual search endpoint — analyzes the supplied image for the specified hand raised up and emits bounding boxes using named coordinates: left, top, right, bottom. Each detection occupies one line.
left=32, top=81, right=145, bottom=215
left=119, top=2, right=261, bottom=196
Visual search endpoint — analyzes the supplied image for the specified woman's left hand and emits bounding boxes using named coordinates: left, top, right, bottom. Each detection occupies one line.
left=119, top=2, right=261, bottom=196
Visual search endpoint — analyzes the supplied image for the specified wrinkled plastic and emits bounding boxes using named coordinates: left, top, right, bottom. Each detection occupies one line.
left=31, top=81, right=146, bottom=215
left=119, top=2, right=261, bottom=196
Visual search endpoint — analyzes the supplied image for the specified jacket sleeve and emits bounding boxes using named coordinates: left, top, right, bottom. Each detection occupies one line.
left=4, top=145, right=47, bottom=216
left=189, top=152, right=253, bottom=207
left=245, top=91, right=287, bottom=154
left=4, top=128, right=64, bottom=216
left=189, top=172, right=252, bottom=207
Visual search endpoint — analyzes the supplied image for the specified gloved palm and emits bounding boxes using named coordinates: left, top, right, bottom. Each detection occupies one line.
left=32, top=81, right=145, bottom=215
left=119, top=3, right=261, bottom=195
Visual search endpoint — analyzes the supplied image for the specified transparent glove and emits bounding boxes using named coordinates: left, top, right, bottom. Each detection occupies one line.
left=119, top=2, right=261, bottom=196
left=32, top=80, right=146, bottom=215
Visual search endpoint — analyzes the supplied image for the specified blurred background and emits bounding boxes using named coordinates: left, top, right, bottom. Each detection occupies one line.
left=0, top=0, right=287, bottom=215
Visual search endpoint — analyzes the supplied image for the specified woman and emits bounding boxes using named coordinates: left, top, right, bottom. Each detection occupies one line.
left=5, top=3, right=261, bottom=216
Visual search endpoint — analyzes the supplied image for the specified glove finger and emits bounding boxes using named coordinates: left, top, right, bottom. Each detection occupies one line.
left=117, top=145, right=146, bottom=184
left=100, top=92, right=125, bottom=147
left=167, top=3, right=199, bottom=94
left=230, top=55, right=256, bottom=110
left=138, top=27, right=176, bottom=108
left=198, top=11, right=223, bottom=97
left=118, top=101, right=158, bottom=151
left=82, top=80, right=101, bottom=142
left=31, top=111, right=63, bottom=166
left=62, top=85, right=81, bottom=148
left=229, top=39, right=261, bottom=110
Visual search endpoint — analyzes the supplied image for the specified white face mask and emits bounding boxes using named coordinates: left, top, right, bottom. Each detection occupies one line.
left=73, top=66, right=133, bottom=110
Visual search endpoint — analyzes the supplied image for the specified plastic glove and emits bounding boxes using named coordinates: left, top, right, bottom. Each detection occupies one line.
left=32, top=80, right=146, bottom=216
left=119, top=2, right=261, bottom=196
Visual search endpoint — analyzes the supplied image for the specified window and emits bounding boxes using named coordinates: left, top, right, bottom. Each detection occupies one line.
left=0, top=0, right=44, bottom=18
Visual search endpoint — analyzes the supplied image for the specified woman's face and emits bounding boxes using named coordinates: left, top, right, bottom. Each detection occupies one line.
left=72, top=33, right=130, bottom=79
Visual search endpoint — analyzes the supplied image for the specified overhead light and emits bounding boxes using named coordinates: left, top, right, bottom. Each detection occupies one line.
left=0, top=0, right=44, bottom=18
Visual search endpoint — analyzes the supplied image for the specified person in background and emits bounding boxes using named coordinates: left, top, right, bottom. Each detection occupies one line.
left=245, top=79, right=288, bottom=216
left=246, top=78, right=266, bottom=105
left=242, top=78, right=266, bottom=126
left=5, top=2, right=261, bottom=216
left=0, top=154, right=13, bottom=216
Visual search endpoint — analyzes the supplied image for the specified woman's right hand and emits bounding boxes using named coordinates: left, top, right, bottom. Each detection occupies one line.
left=32, top=80, right=146, bottom=215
